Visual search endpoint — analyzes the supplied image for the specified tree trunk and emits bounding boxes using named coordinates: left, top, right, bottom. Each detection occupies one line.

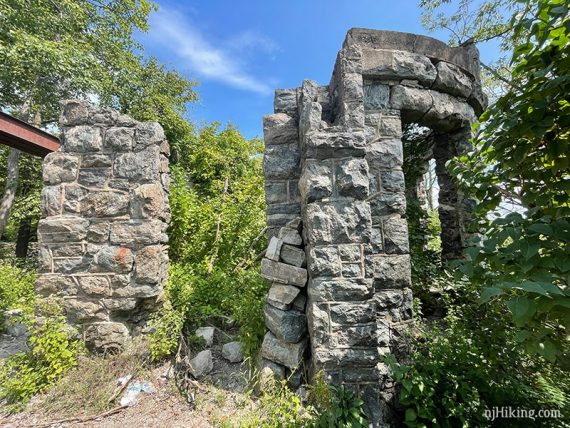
left=15, top=216, right=32, bottom=259
left=0, top=147, right=21, bottom=239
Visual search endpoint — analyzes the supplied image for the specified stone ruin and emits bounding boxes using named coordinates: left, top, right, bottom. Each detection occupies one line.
left=259, top=29, right=486, bottom=425
left=36, top=100, right=170, bottom=352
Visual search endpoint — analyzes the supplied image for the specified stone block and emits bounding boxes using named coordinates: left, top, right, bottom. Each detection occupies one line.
left=113, top=146, right=161, bottom=182
left=36, top=275, right=78, bottom=297
left=369, top=193, right=406, bottom=217
left=363, top=84, right=390, bottom=110
left=81, top=190, right=130, bottom=218
left=261, top=258, right=307, bottom=287
left=372, top=254, right=411, bottom=288
left=274, top=88, right=298, bottom=114
left=264, top=304, right=307, bottom=343
left=189, top=350, right=213, bottom=379
left=222, top=341, right=244, bottom=363
left=278, top=227, right=303, bottom=246
left=131, top=183, right=166, bottom=219
left=433, top=61, right=473, bottom=98
left=37, top=216, right=89, bottom=243
left=335, top=158, right=369, bottom=199
left=299, top=101, right=322, bottom=136
left=134, top=245, right=163, bottom=284
left=374, top=289, right=405, bottom=310
left=366, top=138, right=403, bottom=171
left=93, top=246, right=134, bottom=273
left=52, top=244, right=83, bottom=258
left=308, top=246, right=341, bottom=277
left=383, top=216, right=409, bottom=254
left=43, top=152, right=78, bottom=184
left=267, top=283, right=300, bottom=310
left=78, top=168, right=111, bottom=187
left=109, top=220, right=164, bottom=246
left=380, top=170, right=405, bottom=193
left=312, top=346, right=378, bottom=367
left=63, top=126, right=102, bottom=152
left=64, top=298, right=107, bottom=322
left=87, top=221, right=110, bottom=243
left=60, top=100, right=89, bottom=126
left=260, top=358, right=286, bottom=380
left=362, top=49, right=436, bottom=84
left=265, top=181, right=288, bottom=204
left=299, top=160, right=332, bottom=203
left=263, top=113, right=298, bottom=145
left=305, top=131, right=366, bottom=156
left=84, top=322, right=130, bottom=353
left=331, top=324, right=377, bottom=347
left=329, top=302, right=375, bottom=324
left=308, top=278, right=373, bottom=302
left=263, top=143, right=300, bottom=179
left=341, top=262, right=363, bottom=277
left=77, top=276, right=111, bottom=296
left=338, top=244, right=361, bottom=262
left=41, top=185, right=62, bottom=217
left=261, top=331, right=307, bottom=369
left=265, top=237, right=283, bottom=261
left=304, top=199, right=371, bottom=245
left=280, top=244, right=306, bottom=267
left=135, top=122, right=165, bottom=147
left=82, top=153, right=112, bottom=168
left=105, top=127, right=134, bottom=151
left=292, top=293, right=306, bottom=312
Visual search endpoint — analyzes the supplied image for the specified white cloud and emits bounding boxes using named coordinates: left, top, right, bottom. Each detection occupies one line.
left=148, top=8, right=274, bottom=95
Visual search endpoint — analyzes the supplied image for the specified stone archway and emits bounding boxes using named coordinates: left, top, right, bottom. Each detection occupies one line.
left=260, top=29, right=486, bottom=425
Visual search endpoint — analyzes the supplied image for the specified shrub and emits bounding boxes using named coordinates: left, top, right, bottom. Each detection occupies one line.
left=0, top=260, right=36, bottom=315
left=0, top=301, right=83, bottom=412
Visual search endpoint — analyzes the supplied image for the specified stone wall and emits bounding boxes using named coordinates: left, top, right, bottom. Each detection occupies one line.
left=261, top=29, right=485, bottom=426
left=36, top=100, right=170, bottom=352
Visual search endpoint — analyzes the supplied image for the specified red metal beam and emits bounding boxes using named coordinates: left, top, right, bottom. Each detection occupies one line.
left=0, top=112, right=60, bottom=157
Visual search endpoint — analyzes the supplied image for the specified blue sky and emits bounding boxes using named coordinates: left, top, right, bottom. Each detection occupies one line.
left=138, top=0, right=503, bottom=140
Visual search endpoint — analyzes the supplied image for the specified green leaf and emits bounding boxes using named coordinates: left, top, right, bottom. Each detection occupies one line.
left=405, top=408, right=418, bottom=422
left=506, top=297, right=537, bottom=327
left=479, top=287, right=503, bottom=304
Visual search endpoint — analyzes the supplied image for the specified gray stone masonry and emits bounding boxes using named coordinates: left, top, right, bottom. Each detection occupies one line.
left=37, top=100, right=170, bottom=353
left=262, top=29, right=486, bottom=427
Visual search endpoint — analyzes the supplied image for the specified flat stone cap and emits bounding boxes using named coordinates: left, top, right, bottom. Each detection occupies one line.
left=343, top=28, right=480, bottom=79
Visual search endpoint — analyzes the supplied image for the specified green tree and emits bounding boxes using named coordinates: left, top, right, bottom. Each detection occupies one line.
left=0, top=0, right=196, bottom=249
left=449, top=0, right=570, bottom=363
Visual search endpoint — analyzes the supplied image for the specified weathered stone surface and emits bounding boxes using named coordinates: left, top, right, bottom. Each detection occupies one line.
left=267, top=284, right=300, bottom=310
left=362, top=49, right=437, bottom=84
left=305, top=131, right=366, bottom=157
left=304, top=200, right=371, bottom=245
left=330, top=302, right=375, bottom=324
left=263, top=113, right=298, bottom=145
left=43, top=152, right=78, bottom=184
left=131, top=183, right=166, bottom=219
left=366, top=138, right=403, bottom=171
left=37, top=216, right=89, bottom=243
left=434, top=61, right=473, bottom=98
left=222, top=341, right=244, bottom=363
left=380, top=170, right=405, bottom=193
left=195, top=327, right=215, bottom=347
left=308, top=277, right=373, bottom=302
left=299, top=160, right=332, bottom=203
left=189, top=350, right=213, bottom=379
left=265, top=237, right=283, bottom=261
left=114, top=146, right=160, bottom=181
left=263, top=144, right=300, bottom=179
left=261, top=258, right=307, bottom=287
left=78, top=168, right=111, bottom=187
left=274, top=89, right=298, bottom=114
left=78, top=276, right=111, bottom=296
left=264, top=304, right=307, bottom=343
left=135, top=122, right=165, bottom=147
left=371, top=254, right=411, bottom=288
left=370, top=192, right=406, bottom=217
left=292, top=293, right=307, bottom=312
left=335, top=158, right=369, bottom=199
left=105, top=127, right=134, bottom=151
left=265, top=181, right=288, bottom=204
left=64, top=298, right=107, bottom=322
left=261, top=331, right=307, bottom=369
left=109, top=220, right=164, bottom=246
left=363, top=84, right=390, bottom=110
left=338, top=244, right=361, bottom=262
left=279, top=244, right=306, bottom=267
left=383, top=216, right=409, bottom=254
left=63, top=126, right=102, bottom=152
left=41, top=186, right=62, bottom=217
left=299, top=101, right=322, bottom=136
left=84, top=322, right=129, bottom=353
left=93, top=246, right=134, bottom=273
left=60, top=100, right=89, bottom=126
left=81, top=190, right=130, bottom=217
left=278, top=227, right=303, bottom=246
left=134, top=246, right=163, bottom=284
left=36, top=275, right=78, bottom=296
left=308, top=246, right=341, bottom=277
left=82, top=154, right=113, bottom=168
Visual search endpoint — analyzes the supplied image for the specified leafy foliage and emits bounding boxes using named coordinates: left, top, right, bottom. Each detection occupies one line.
left=450, top=0, right=570, bottom=363
left=0, top=260, right=36, bottom=315
left=0, top=301, right=83, bottom=412
left=386, top=284, right=570, bottom=428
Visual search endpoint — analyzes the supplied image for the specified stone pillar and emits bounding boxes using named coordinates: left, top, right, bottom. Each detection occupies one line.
left=36, top=100, right=170, bottom=352
left=261, top=29, right=486, bottom=427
